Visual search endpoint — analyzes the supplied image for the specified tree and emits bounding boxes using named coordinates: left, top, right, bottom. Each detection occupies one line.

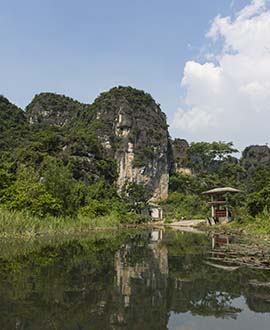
left=0, top=169, right=12, bottom=191
left=0, top=165, right=61, bottom=217
left=246, top=187, right=270, bottom=217
left=187, top=141, right=238, bottom=174
left=169, top=172, right=204, bottom=194
left=42, top=158, right=77, bottom=215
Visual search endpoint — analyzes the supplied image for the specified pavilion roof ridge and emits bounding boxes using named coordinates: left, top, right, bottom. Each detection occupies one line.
left=201, top=187, right=243, bottom=195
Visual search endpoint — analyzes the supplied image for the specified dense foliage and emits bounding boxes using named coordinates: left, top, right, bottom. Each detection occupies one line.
left=0, top=90, right=152, bottom=224
left=1, top=89, right=270, bottom=230
left=0, top=230, right=268, bottom=327
left=167, top=141, right=270, bottom=223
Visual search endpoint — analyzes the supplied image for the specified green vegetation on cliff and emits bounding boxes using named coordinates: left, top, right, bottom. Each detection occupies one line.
left=167, top=140, right=270, bottom=233
left=2, top=88, right=270, bottom=234
left=0, top=87, right=168, bottom=232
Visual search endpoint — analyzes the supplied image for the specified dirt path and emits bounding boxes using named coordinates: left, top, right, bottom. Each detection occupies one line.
left=167, top=219, right=206, bottom=227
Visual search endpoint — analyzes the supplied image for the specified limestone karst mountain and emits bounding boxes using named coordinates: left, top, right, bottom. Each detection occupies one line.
left=82, top=87, right=170, bottom=200
left=1, top=87, right=171, bottom=200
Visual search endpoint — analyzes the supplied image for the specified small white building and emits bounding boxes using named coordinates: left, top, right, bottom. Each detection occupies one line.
left=148, top=202, right=163, bottom=221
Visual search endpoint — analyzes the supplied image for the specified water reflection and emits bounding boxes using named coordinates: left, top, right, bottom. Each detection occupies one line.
left=0, top=230, right=269, bottom=329
left=113, top=230, right=168, bottom=329
left=211, top=234, right=230, bottom=249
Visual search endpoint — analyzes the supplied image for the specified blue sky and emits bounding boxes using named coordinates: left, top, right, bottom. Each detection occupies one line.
left=0, top=0, right=263, bottom=148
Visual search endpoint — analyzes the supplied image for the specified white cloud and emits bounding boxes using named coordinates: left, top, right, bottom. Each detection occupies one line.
left=172, top=0, right=270, bottom=150
left=237, top=0, right=266, bottom=20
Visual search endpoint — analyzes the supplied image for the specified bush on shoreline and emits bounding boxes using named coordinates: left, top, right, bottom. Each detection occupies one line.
left=0, top=207, right=146, bottom=236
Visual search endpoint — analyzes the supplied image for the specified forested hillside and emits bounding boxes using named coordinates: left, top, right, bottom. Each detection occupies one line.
left=1, top=87, right=270, bottom=233
left=0, top=87, right=169, bottom=222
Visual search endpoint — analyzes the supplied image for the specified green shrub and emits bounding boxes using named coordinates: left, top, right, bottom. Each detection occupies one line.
left=79, top=200, right=111, bottom=218
left=246, top=187, right=270, bottom=217
left=0, top=165, right=61, bottom=217
left=161, top=192, right=209, bottom=220
left=0, top=169, right=12, bottom=190
left=41, top=158, right=79, bottom=216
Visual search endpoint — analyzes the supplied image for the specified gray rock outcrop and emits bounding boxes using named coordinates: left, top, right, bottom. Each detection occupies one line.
left=26, top=87, right=171, bottom=200
left=89, top=87, right=170, bottom=200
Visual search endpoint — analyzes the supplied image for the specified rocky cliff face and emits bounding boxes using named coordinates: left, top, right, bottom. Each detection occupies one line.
left=26, top=93, right=86, bottom=126
left=241, top=145, right=270, bottom=172
left=25, top=87, right=170, bottom=200
left=85, top=87, right=170, bottom=200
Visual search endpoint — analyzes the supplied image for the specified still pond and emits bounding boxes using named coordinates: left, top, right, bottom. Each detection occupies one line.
left=0, top=229, right=270, bottom=329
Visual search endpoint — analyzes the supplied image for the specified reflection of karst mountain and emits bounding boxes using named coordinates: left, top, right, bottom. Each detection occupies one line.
left=112, top=230, right=169, bottom=330
left=0, top=231, right=270, bottom=329
left=246, top=280, right=270, bottom=313
left=112, top=230, right=253, bottom=328
left=111, top=232, right=270, bottom=324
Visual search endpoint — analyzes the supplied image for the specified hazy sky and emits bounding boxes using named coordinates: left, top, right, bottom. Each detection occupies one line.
left=0, top=0, right=268, bottom=150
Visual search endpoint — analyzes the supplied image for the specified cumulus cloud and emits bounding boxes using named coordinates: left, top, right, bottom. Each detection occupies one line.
left=172, top=0, right=270, bottom=150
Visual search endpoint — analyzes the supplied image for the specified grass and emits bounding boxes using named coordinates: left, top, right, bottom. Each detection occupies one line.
left=230, top=210, right=270, bottom=235
left=0, top=208, right=125, bottom=236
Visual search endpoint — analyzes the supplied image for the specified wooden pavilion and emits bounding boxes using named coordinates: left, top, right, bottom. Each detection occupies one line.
left=202, top=187, right=243, bottom=224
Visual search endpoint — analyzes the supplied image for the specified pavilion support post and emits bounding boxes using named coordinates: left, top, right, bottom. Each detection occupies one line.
left=212, top=236, right=215, bottom=249
left=211, top=195, right=215, bottom=217
left=225, top=196, right=229, bottom=221
left=226, top=206, right=229, bottom=222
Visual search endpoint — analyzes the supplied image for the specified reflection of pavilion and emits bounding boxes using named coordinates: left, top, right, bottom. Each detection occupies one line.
left=2, top=232, right=270, bottom=330
left=111, top=230, right=270, bottom=329
left=211, top=234, right=229, bottom=249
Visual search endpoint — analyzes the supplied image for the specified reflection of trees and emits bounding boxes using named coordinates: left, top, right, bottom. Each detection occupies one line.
left=165, top=232, right=270, bottom=317
left=168, top=282, right=241, bottom=319
left=0, top=231, right=170, bottom=330
left=245, top=279, right=270, bottom=313
left=0, top=234, right=128, bottom=330
left=246, top=293, right=270, bottom=313
left=191, top=291, right=241, bottom=319
left=0, top=230, right=270, bottom=329
left=166, top=255, right=241, bottom=319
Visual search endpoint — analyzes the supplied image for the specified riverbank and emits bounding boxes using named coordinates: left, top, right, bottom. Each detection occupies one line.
left=230, top=213, right=270, bottom=236
left=202, top=216, right=270, bottom=237
left=2, top=205, right=270, bottom=241
left=169, top=212, right=270, bottom=237
left=2, top=208, right=270, bottom=271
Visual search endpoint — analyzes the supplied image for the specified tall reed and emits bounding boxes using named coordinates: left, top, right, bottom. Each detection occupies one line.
left=0, top=208, right=121, bottom=236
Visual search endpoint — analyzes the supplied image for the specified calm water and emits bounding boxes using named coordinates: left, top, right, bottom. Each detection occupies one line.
left=0, top=229, right=270, bottom=329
